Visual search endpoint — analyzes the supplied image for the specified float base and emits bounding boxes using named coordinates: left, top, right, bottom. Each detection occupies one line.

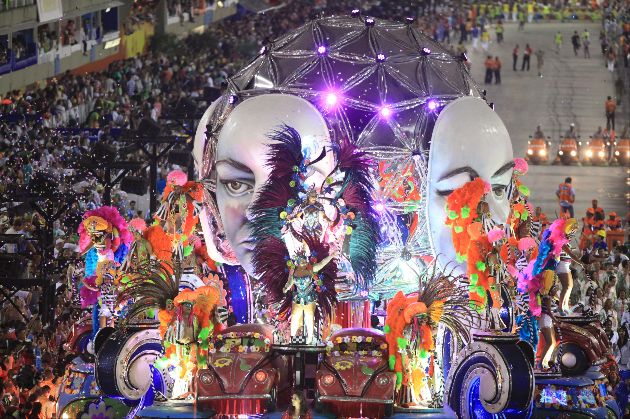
left=137, top=400, right=214, bottom=418
left=392, top=405, right=458, bottom=418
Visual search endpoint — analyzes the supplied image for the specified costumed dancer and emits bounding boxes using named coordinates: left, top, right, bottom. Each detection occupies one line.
left=518, top=218, right=581, bottom=369
left=77, top=206, right=131, bottom=340
left=145, top=170, right=207, bottom=281
left=121, top=218, right=153, bottom=273
left=250, top=125, right=378, bottom=343
left=384, top=266, right=473, bottom=407
left=118, top=260, right=225, bottom=399
left=283, top=246, right=337, bottom=344
left=538, top=275, right=559, bottom=370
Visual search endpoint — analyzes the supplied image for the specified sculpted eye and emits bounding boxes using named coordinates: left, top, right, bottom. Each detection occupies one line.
left=492, top=185, right=507, bottom=199
left=220, top=180, right=254, bottom=197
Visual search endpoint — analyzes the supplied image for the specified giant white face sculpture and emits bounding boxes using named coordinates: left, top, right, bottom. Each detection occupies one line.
left=194, top=94, right=334, bottom=276
left=427, top=97, right=514, bottom=277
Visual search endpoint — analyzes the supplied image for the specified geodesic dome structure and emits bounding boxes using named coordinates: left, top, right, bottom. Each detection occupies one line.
left=198, top=13, right=483, bottom=298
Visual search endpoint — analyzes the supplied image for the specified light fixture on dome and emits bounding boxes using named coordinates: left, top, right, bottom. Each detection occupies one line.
left=379, top=105, right=392, bottom=119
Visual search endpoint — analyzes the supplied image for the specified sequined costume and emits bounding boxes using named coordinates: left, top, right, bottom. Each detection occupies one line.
left=301, top=202, right=325, bottom=237
left=293, top=275, right=316, bottom=305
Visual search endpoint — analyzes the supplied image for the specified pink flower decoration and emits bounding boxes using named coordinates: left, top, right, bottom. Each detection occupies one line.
left=518, top=237, right=536, bottom=251
left=483, top=181, right=491, bottom=194
left=487, top=227, right=505, bottom=243
left=128, top=218, right=147, bottom=233
left=513, top=158, right=528, bottom=175
left=167, top=170, right=188, bottom=186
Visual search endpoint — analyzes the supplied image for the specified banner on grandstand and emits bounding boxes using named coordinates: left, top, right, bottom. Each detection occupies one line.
left=37, top=0, right=63, bottom=23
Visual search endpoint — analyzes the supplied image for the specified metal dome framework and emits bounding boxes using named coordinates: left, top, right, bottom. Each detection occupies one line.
left=202, top=14, right=482, bottom=298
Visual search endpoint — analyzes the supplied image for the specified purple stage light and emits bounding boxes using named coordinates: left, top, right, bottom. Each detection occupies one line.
left=317, top=45, right=327, bottom=55
left=351, top=9, right=360, bottom=17
left=376, top=53, right=386, bottom=62
left=374, top=202, right=385, bottom=212
left=421, top=47, right=431, bottom=55
left=228, top=95, right=238, bottom=105
left=379, top=105, right=392, bottom=118
left=365, top=17, right=375, bottom=26
left=325, top=92, right=339, bottom=107
left=260, top=46, right=267, bottom=54
left=426, top=100, right=438, bottom=111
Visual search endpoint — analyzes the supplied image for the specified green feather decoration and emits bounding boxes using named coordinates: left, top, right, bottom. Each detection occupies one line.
left=383, top=324, right=391, bottom=334
left=388, top=355, right=395, bottom=370
left=470, top=273, right=478, bottom=285
left=183, top=245, right=193, bottom=257
left=461, top=206, right=471, bottom=219
left=397, top=337, right=408, bottom=350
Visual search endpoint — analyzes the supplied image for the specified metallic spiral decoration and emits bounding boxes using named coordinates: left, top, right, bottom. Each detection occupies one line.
left=445, top=334, right=534, bottom=418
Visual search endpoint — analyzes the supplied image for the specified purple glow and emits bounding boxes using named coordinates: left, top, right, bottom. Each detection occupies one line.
left=228, top=95, right=238, bottom=105
left=325, top=92, right=338, bottom=106
left=365, top=18, right=375, bottom=25
left=422, top=47, right=431, bottom=55
left=351, top=8, right=360, bottom=14
left=374, top=202, right=385, bottom=212
left=376, top=53, right=386, bottom=62
left=427, top=100, right=438, bottom=111
left=322, top=89, right=342, bottom=109
left=379, top=105, right=392, bottom=118
left=317, top=45, right=327, bottom=55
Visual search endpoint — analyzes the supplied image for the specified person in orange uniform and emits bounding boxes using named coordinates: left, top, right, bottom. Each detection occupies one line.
left=579, top=208, right=596, bottom=250
left=605, top=96, right=616, bottom=131
left=556, top=177, right=575, bottom=218
left=493, top=56, right=502, bottom=84
left=606, top=212, right=622, bottom=231
left=484, top=55, right=494, bottom=84
left=591, top=199, right=605, bottom=219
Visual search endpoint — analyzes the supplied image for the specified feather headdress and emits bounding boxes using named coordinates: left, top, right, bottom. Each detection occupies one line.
left=117, top=259, right=180, bottom=324
left=250, top=125, right=378, bottom=293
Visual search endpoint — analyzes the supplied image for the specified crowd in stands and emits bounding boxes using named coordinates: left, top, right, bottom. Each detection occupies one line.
left=565, top=199, right=630, bottom=367
left=0, top=0, right=628, bottom=417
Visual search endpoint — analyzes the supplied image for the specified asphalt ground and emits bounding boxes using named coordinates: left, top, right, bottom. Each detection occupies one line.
left=466, top=19, right=628, bottom=219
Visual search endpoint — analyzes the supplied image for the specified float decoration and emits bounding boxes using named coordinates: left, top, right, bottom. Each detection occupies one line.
left=384, top=264, right=473, bottom=405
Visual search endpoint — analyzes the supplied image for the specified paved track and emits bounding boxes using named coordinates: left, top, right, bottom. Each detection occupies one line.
left=466, top=20, right=628, bottom=218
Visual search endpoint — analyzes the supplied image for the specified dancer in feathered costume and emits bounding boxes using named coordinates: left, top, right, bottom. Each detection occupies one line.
left=121, top=218, right=153, bottom=273
left=77, top=206, right=132, bottom=340
left=146, top=170, right=206, bottom=268
left=517, top=218, right=581, bottom=316
left=250, top=124, right=378, bottom=343
left=384, top=264, right=473, bottom=406
left=119, top=260, right=225, bottom=398
left=254, top=234, right=337, bottom=345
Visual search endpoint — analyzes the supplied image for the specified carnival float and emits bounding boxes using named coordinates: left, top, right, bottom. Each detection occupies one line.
left=57, top=12, right=622, bottom=419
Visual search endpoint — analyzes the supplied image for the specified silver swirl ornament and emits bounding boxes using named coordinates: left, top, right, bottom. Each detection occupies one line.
left=444, top=334, right=534, bottom=418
